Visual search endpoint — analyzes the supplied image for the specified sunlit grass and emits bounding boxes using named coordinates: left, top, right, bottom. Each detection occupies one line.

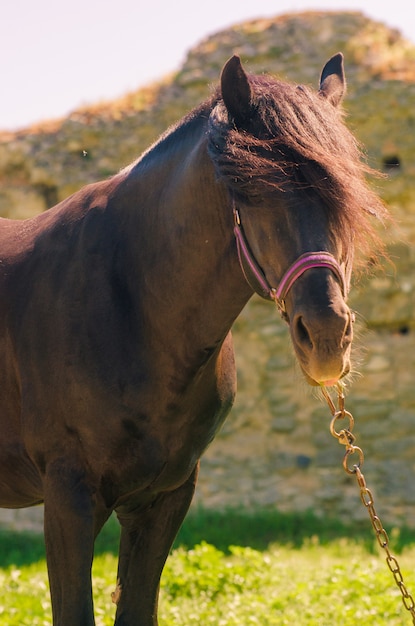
left=161, top=540, right=415, bottom=625
left=1, top=537, right=415, bottom=625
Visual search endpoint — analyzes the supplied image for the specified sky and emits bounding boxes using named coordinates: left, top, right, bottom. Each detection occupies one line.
left=1, top=0, right=414, bottom=131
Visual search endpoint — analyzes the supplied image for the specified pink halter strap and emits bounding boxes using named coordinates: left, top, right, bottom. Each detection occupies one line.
left=233, top=206, right=347, bottom=317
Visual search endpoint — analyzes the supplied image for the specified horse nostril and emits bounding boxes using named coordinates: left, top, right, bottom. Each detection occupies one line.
left=343, top=309, right=354, bottom=345
left=294, top=316, right=313, bottom=350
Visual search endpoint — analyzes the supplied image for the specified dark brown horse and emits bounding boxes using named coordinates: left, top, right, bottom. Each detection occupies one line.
left=0, top=53, right=385, bottom=625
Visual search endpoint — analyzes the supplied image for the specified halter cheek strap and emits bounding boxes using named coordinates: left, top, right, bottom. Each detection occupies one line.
left=233, top=206, right=348, bottom=318
left=233, top=209, right=274, bottom=300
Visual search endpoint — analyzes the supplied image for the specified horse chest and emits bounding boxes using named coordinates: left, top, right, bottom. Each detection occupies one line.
left=101, top=354, right=236, bottom=500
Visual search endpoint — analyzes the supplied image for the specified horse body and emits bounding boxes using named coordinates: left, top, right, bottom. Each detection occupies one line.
left=0, top=146, right=239, bottom=499
left=0, top=54, right=386, bottom=625
left=0, top=112, right=247, bottom=624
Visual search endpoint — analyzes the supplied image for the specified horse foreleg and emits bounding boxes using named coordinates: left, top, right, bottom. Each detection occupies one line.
left=114, top=463, right=199, bottom=626
left=43, top=459, right=109, bottom=626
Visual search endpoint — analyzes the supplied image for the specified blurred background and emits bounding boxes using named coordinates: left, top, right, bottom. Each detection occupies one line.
left=1, top=2, right=415, bottom=532
left=1, top=0, right=414, bottom=131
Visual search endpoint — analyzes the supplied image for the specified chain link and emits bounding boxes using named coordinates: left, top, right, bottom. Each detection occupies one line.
left=322, top=384, right=415, bottom=624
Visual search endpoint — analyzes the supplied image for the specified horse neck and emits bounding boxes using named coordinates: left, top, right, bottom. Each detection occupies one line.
left=116, top=129, right=253, bottom=349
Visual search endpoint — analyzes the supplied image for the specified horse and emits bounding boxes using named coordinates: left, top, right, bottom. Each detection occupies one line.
left=0, top=52, right=386, bottom=625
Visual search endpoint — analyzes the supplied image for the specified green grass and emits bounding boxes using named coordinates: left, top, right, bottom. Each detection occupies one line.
left=1, top=509, right=415, bottom=625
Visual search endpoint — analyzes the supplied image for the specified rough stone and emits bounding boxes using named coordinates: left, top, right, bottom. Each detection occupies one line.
left=1, top=10, right=415, bottom=532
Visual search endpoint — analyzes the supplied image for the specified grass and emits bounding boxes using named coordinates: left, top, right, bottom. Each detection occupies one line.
left=1, top=508, right=415, bottom=625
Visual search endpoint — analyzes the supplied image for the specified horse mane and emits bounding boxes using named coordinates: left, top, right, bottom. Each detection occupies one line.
left=207, top=73, right=389, bottom=267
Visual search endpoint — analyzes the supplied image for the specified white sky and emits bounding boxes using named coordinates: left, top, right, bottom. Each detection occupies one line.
left=1, top=0, right=414, bottom=130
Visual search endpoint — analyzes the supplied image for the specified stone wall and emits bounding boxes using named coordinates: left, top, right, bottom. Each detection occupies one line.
left=195, top=216, right=415, bottom=528
left=1, top=10, right=415, bottom=532
left=196, top=293, right=415, bottom=529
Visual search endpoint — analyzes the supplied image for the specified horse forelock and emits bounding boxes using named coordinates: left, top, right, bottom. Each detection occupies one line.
left=207, top=73, right=388, bottom=268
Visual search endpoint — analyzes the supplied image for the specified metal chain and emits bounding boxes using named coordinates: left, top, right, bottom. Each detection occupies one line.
left=321, top=384, right=415, bottom=624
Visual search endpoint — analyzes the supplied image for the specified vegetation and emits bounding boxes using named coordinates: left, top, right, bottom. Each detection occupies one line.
left=1, top=508, right=415, bottom=625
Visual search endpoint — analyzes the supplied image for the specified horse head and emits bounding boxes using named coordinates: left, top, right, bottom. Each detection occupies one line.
left=209, top=53, right=386, bottom=387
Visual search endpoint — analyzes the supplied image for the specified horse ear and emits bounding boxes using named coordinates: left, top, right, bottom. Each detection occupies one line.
left=221, top=55, right=252, bottom=127
left=319, top=52, right=346, bottom=107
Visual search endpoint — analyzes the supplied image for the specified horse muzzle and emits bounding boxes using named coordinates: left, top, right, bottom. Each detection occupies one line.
left=289, top=299, right=354, bottom=387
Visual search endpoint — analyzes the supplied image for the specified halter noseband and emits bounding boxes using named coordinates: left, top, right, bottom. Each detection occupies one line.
left=233, top=206, right=348, bottom=319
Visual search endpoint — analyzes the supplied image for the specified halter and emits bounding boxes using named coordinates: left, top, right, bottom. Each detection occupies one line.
left=233, top=205, right=348, bottom=319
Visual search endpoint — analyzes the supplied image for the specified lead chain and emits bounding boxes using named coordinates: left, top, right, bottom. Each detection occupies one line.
left=322, top=384, right=415, bottom=623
